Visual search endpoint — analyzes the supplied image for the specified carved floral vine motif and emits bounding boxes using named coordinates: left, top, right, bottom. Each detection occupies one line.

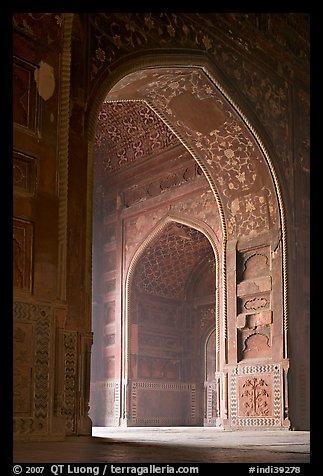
left=105, top=68, right=278, bottom=237
left=241, top=377, right=270, bottom=416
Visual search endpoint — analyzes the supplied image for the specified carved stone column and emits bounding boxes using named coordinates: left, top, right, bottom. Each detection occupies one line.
left=52, top=307, right=67, bottom=437
left=77, top=332, right=93, bottom=435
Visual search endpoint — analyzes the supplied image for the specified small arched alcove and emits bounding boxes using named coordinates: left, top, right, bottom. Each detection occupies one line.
left=127, top=220, right=217, bottom=426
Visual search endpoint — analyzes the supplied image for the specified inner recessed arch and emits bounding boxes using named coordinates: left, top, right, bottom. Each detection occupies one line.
left=125, top=217, right=218, bottom=426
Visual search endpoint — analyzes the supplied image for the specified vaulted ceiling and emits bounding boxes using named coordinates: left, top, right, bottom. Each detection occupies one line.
left=133, top=222, right=215, bottom=300
left=93, top=74, right=216, bottom=301
left=94, top=101, right=181, bottom=180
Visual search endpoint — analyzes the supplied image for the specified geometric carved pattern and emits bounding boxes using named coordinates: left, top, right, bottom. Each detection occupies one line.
left=13, top=57, right=39, bottom=133
left=13, top=218, right=33, bottom=292
left=94, top=102, right=179, bottom=177
left=104, top=381, right=120, bottom=425
left=134, top=222, right=213, bottom=299
left=13, top=150, right=37, bottom=195
left=63, top=331, right=78, bottom=435
left=13, top=301, right=52, bottom=436
left=131, top=381, right=196, bottom=426
left=230, top=364, right=281, bottom=427
left=204, top=382, right=217, bottom=424
left=90, top=380, right=120, bottom=426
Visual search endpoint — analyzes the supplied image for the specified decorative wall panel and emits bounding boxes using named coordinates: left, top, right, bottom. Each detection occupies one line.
left=13, top=218, right=33, bottom=293
left=13, top=57, right=39, bottom=133
left=131, top=381, right=196, bottom=426
left=13, top=322, right=34, bottom=415
left=13, top=13, right=64, bottom=46
left=204, top=382, right=217, bottom=425
left=89, top=380, right=120, bottom=426
left=230, top=364, right=281, bottom=427
left=63, top=331, right=78, bottom=435
left=236, top=245, right=273, bottom=362
left=13, top=151, right=37, bottom=195
left=13, top=301, right=52, bottom=437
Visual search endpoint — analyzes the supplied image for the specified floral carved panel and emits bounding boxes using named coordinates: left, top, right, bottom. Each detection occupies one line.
left=94, top=102, right=179, bottom=178
left=238, top=375, right=272, bottom=417
left=230, top=364, right=281, bottom=427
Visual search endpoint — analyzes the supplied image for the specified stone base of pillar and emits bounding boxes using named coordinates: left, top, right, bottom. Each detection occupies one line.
left=77, top=415, right=92, bottom=435
left=51, top=415, right=66, bottom=439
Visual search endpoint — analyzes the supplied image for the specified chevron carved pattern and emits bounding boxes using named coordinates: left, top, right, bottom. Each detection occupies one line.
left=63, top=331, right=78, bottom=435
left=13, top=301, right=52, bottom=436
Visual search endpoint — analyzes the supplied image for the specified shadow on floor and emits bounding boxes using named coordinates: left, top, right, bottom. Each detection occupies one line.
left=14, top=434, right=310, bottom=464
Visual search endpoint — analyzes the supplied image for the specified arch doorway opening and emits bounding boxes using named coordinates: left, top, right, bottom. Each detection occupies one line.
left=89, top=61, right=289, bottom=431
left=127, top=221, right=217, bottom=426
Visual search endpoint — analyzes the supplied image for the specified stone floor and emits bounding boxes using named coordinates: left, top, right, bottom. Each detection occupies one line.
left=13, top=427, right=310, bottom=464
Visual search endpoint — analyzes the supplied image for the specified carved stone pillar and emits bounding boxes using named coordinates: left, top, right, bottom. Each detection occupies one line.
left=77, top=332, right=93, bottom=435
left=52, top=307, right=67, bottom=437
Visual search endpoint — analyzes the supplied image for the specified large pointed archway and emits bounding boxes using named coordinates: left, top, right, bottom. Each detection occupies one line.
left=89, top=59, right=289, bottom=430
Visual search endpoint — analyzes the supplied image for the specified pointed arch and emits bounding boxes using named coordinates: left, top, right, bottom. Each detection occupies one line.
left=124, top=214, right=220, bottom=383
left=87, top=55, right=288, bottom=359
left=89, top=52, right=290, bottom=429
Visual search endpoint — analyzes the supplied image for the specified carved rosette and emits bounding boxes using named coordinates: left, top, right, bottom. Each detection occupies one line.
left=230, top=364, right=281, bottom=427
